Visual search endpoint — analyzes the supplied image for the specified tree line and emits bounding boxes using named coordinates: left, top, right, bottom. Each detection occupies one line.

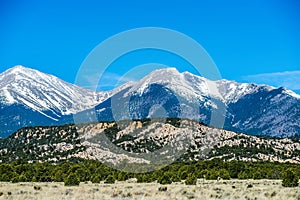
left=0, top=158, right=299, bottom=187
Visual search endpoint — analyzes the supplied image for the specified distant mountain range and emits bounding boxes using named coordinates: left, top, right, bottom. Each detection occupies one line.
left=0, top=65, right=299, bottom=138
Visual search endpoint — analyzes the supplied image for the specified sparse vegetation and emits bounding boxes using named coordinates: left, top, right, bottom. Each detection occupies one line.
left=158, top=186, right=167, bottom=191
left=2, top=180, right=297, bottom=199
left=1, top=119, right=300, bottom=165
left=33, top=185, right=41, bottom=190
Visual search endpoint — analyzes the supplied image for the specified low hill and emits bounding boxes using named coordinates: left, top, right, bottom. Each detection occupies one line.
left=0, top=118, right=299, bottom=165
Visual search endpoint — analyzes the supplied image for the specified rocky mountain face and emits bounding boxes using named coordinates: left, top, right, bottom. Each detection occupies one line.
left=0, top=66, right=299, bottom=138
left=1, top=119, right=299, bottom=165
left=91, top=68, right=300, bottom=138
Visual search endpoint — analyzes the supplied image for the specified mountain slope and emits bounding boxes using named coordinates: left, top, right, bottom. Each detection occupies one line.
left=92, top=68, right=300, bottom=138
left=227, top=86, right=300, bottom=137
left=0, top=66, right=108, bottom=137
left=0, top=66, right=299, bottom=138
left=1, top=119, right=299, bottom=164
left=0, top=65, right=105, bottom=114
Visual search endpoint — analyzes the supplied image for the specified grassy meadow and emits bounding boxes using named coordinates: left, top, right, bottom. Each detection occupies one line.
left=0, top=179, right=299, bottom=200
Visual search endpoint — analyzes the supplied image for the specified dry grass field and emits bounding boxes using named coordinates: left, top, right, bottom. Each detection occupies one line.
left=0, top=179, right=299, bottom=200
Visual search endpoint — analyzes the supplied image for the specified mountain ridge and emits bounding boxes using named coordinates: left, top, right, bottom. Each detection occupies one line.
left=91, top=67, right=300, bottom=138
left=1, top=119, right=299, bottom=164
left=0, top=65, right=299, bottom=138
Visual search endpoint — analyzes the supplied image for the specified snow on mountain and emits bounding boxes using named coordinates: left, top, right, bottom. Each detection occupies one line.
left=126, top=68, right=218, bottom=108
left=136, top=67, right=299, bottom=104
left=0, top=65, right=104, bottom=119
left=94, top=68, right=300, bottom=138
left=227, top=86, right=300, bottom=138
left=126, top=68, right=273, bottom=104
left=282, top=87, right=300, bottom=99
left=129, top=68, right=207, bottom=98
left=123, top=67, right=270, bottom=112
left=0, top=66, right=299, bottom=138
left=0, top=65, right=136, bottom=137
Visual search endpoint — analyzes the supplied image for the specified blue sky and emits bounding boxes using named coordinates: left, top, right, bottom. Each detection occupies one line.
left=0, top=0, right=300, bottom=93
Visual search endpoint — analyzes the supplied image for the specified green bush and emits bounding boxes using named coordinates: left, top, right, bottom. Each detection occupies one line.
left=18, top=174, right=27, bottom=182
left=91, top=174, right=101, bottom=183
left=171, top=174, right=181, bottom=183
left=198, top=169, right=209, bottom=179
left=0, top=174, right=10, bottom=182
left=282, top=168, right=299, bottom=187
left=53, top=170, right=64, bottom=182
left=179, top=170, right=188, bottom=180
left=185, top=173, right=197, bottom=185
left=64, top=173, right=80, bottom=186
left=238, top=171, right=251, bottom=179
left=137, top=174, right=153, bottom=183
left=11, top=176, right=20, bottom=183
left=218, top=169, right=230, bottom=180
left=252, top=170, right=263, bottom=180
left=75, top=168, right=90, bottom=182
left=104, top=175, right=115, bottom=184
left=207, top=170, right=218, bottom=180
left=157, top=173, right=172, bottom=185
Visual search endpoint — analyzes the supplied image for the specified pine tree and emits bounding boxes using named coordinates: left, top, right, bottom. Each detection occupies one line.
left=252, top=170, right=263, bottom=180
left=91, top=174, right=101, bottom=183
left=218, top=169, right=230, bottom=180
left=282, top=168, right=299, bottom=187
left=157, top=173, right=172, bottom=185
left=64, top=173, right=80, bottom=186
left=185, top=173, right=197, bottom=185
left=104, top=175, right=115, bottom=184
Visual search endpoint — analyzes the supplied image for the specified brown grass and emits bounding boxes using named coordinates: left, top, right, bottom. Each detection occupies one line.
left=0, top=179, right=299, bottom=200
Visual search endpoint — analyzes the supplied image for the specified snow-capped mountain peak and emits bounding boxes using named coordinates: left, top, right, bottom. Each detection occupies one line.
left=0, top=66, right=299, bottom=138
left=127, top=68, right=263, bottom=104
left=0, top=65, right=101, bottom=117
left=93, top=67, right=300, bottom=138
left=128, top=68, right=212, bottom=102
left=1, top=65, right=58, bottom=85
